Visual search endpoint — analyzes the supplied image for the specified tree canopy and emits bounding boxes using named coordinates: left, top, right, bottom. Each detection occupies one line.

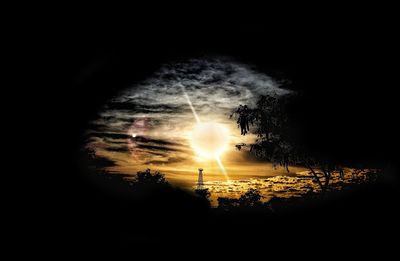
left=231, top=94, right=348, bottom=192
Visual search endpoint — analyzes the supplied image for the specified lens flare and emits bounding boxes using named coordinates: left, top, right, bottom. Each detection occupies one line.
left=182, top=85, right=230, bottom=180
left=190, top=122, right=230, bottom=159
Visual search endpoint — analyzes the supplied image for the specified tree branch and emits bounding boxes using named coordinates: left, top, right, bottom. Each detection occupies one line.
left=306, top=163, right=324, bottom=192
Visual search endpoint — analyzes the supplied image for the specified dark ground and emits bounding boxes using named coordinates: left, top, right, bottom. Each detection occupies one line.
left=14, top=7, right=399, bottom=256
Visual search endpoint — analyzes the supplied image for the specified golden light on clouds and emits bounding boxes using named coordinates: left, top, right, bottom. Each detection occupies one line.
left=189, top=122, right=231, bottom=181
left=86, top=57, right=293, bottom=188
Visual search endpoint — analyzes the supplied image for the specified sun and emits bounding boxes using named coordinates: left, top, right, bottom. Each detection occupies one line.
left=189, top=122, right=230, bottom=159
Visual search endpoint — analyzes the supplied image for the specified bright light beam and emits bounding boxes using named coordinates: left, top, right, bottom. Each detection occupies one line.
left=181, top=86, right=200, bottom=123
left=181, top=84, right=229, bottom=180
left=216, top=156, right=229, bottom=181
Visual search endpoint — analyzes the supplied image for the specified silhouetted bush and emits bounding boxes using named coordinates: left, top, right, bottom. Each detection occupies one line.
left=217, top=189, right=268, bottom=212
left=238, top=188, right=263, bottom=207
left=217, top=197, right=240, bottom=211
left=194, top=188, right=211, bottom=200
left=133, top=169, right=168, bottom=185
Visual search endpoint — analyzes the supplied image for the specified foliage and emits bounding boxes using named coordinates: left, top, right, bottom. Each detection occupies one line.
left=217, top=197, right=240, bottom=210
left=232, top=94, right=347, bottom=192
left=217, top=188, right=264, bottom=211
left=238, top=188, right=262, bottom=207
left=134, top=168, right=168, bottom=186
left=195, top=188, right=211, bottom=199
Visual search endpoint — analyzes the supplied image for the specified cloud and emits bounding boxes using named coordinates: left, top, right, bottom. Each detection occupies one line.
left=105, top=102, right=188, bottom=114
left=85, top=56, right=292, bottom=172
left=133, top=136, right=181, bottom=146
left=105, top=146, right=131, bottom=153
left=90, top=132, right=130, bottom=139
left=144, top=157, right=186, bottom=165
left=136, top=144, right=184, bottom=152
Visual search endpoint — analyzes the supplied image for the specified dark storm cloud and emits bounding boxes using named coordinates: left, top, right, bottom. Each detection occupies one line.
left=144, top=157, right=186, bottom=165
left=104, top=138, right=127, bottom=144
left=105, top=102, right=188, bottom=114
left=133, top=136, right=181, bottom=146
left=224, top=88, right=241, bottom=96
left=90, top=112, right=172, bottom=135
left=147, top=151, right=169, bottom=157
left=136, top=144, right=184, bottom=152
left=105, top=146, right=131, bottom=153
left=88, top=131, right=183, bottom=147
left=89, top=132, right=185, bottom=155
left=86, top=136, right=127, bottom=146
left=90, top=132, right=131, bottom=140
left=89, top=154, right=117, bottom=168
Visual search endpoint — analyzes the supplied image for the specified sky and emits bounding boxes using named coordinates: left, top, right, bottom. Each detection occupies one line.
left=85, top=57, right=296, bottom=188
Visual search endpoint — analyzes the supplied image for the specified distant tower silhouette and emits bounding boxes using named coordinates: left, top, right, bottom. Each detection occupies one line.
left=197, top=168, right=204, bottom=190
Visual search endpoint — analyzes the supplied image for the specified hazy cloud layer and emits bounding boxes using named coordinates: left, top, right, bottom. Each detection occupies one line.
left=86, top=57, right=291, bottom=174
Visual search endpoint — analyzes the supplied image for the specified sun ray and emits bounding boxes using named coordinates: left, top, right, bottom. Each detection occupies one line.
left=181, top=84, right=230, bottom=180
left=181, top=85, right=201, bottom=123
left=216, top=156, right=230, bottom=181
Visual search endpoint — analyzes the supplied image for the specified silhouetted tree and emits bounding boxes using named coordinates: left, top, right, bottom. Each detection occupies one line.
left=195, top=188, right=211, bottom=200
left=239, top=188, right=262, bottom=207
left=217, top=197, right=240, bottom=211
left=133, top=168, right=168, bottom=185
left=232, top=94, right=348, bottom=192
left=217, top=189, right=263, bottom=211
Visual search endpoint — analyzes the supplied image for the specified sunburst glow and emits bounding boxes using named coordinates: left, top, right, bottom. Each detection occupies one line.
left=189, top=122, right=230, bottom=159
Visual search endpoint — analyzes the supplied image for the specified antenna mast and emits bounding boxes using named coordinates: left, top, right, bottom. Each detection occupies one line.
left=197, top=168, right=204, bottom=190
